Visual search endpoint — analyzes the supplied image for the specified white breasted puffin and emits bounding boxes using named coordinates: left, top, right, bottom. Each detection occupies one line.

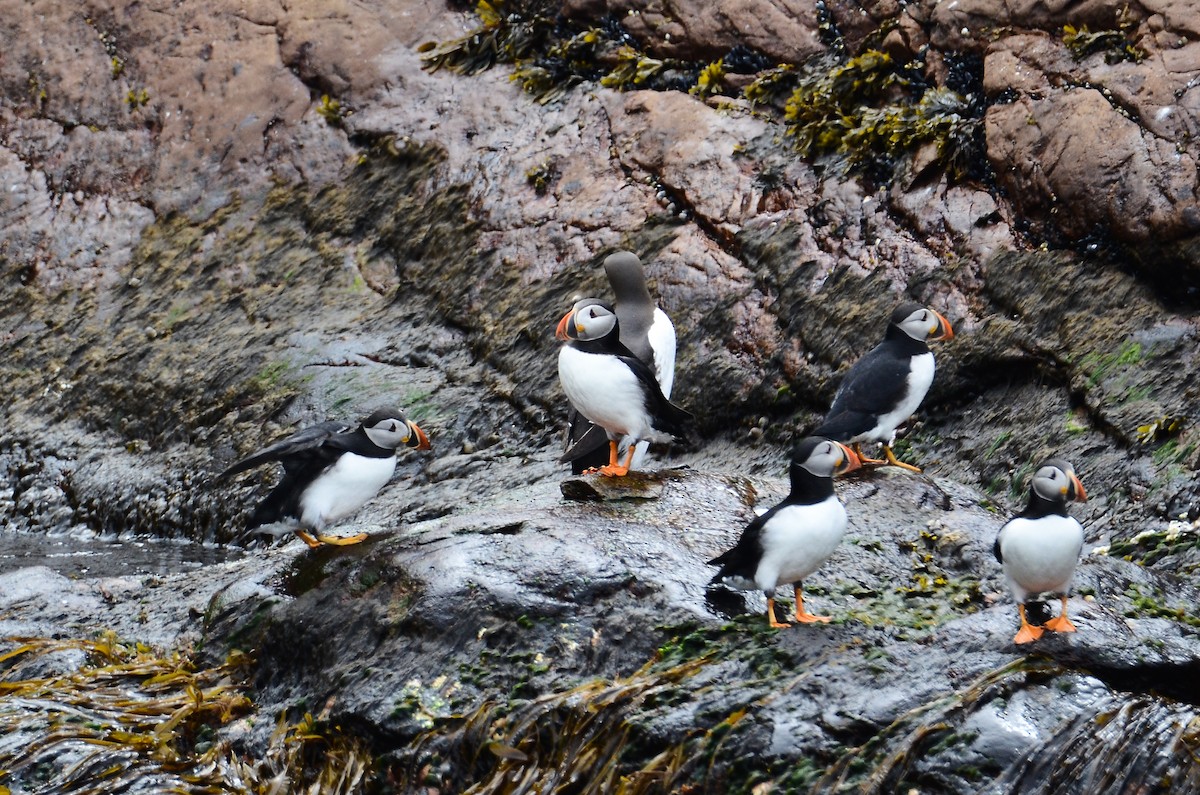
left=562, top=251, right=677, bottom=473
left=814, top=302, right=954, bottom=472
left=219, top=407, right=431, bottom=548
left=994, top=458, right=1087, bottom=644
left=556, top=301, right=691, bottom=477
left=708, top=437, right=861, bottom=627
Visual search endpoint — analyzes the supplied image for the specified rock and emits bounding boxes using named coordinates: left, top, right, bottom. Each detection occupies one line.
left=560, top=0, right=826, bottom=64
left=559, top=469, right=671, bottom=500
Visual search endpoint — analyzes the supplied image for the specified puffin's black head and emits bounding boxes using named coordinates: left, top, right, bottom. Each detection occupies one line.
left=888, top=303, right=955, bottom=343
left=555, top=299, right=618, bottom=342
left=1029, top=458, right=1087, bottom=505
left=360, top=407, right=431, bottom=451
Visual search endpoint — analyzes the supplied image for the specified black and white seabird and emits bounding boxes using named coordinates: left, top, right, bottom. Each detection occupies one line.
left=708, top=437, right=861, bottom=628
left=556, top=301, right=690, bottom=477
left=562, top=251, right=676, bottom=473
left=994, top=458, right=1087, bottom=644
left=814, top=302, right=954, bottom=473
left=219, top=407, right=431, bottom=548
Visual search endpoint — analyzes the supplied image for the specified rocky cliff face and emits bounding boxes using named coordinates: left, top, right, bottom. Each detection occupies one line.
left=1, top=0, right=1199, bottom=793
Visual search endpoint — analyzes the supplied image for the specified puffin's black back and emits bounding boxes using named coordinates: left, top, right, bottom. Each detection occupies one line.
left=814, top=305, right=931, bottom=442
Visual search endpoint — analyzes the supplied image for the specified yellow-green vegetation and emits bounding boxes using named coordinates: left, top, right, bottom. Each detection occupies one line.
left=420, top=0, right=562, bottom=78
left=1062, top=13, right=1144, bottom=63
left=782, top=51, right=980, bottom=178
left=837, top=525, right=985, bottom=632
left=1104, top=520, right=1200, bottom=568
left=1080, top=339, right=1142, bottom=389
left=126, top=87, right=150, bottom=110
left=393, top=655, right=750, bottom=793
left=1138, top=415, right=1184, bottom=444
left=525, top=159, right=557, bottom=194
left=1123, top=583, right=1200, bottom=627
left=689, top=60, right=727, bottom=98
left=0, top=634, right=376, bottom=793
left=317, top=94, right=344, bottom=126
left=0, top=634, right=249, bottom=791
left=26, top=72, right=47, bottom=107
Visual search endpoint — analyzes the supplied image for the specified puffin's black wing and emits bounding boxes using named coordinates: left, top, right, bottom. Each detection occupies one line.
left=617, top=352, right=693, bottom=438
left=814, top=347, right=912, bottom=441
left=708, top=505, right=781, bottom=582
left=219, top=421, right=351, bottom=479
left=992, top=532, right=1004, bottom=563
left=560, top=411, right=610, bottom=469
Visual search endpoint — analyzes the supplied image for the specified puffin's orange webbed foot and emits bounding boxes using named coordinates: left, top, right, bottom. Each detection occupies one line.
left=317, top=533, right=369, bottom=546
left=792, top=585, right=832, bottom=623
left=1013, top=603, right=1045, bottom=644
left=296, top=530, right=324, bottom=549
left=1043, top=596, right=1077, bottom=633
left=883, top=445, right=922, bottom=473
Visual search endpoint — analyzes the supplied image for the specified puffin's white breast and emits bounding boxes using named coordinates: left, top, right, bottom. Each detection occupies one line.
left=998, top=515, right=1084, bottom=601
left=755, top=496, right=848, bottom=591
left=300, top=453, right=396, bottom=530
left=558, top=346, right=666, bottom=443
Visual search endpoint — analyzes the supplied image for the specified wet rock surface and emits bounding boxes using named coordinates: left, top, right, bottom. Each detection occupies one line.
left=1, top=0, right=1199, bottom=792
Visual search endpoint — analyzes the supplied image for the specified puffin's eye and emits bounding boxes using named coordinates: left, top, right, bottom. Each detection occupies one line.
left=389, top=422, right=398, bottom=432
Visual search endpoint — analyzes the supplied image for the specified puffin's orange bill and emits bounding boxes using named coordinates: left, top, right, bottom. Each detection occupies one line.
left=835, top=442, right=862, bottom=474
left=555, top=309, right=574, bottom=341
left=932, top=309, right=954, bottom=341
left=408, top=421, right=432, bottom=450
left=1069, top=471, right=1087, bottom=502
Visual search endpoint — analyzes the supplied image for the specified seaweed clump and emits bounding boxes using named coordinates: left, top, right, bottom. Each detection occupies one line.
left=779, top=47, right=983, bottom=181
left=0, top=634, right=376, bottom=793
left=1062, top=9, right=1145, bottom=64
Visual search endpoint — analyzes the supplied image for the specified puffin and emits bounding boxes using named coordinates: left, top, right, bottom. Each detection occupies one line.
left=708, top=437, right=861, bottom=627
left=814, top=302, right=954, bottom=472
left=994, top=458, right=1087, bottom=644
left=219, top=407, right=431, bottom=548
left=562, top=251, right=677, bottom=473
left=556, top=300, right=691, bottom=477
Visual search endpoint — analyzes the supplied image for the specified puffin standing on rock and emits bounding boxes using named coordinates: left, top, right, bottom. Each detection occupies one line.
left=814, top=303, right=954, bottom=473
left=708, top=437, right=861, bottom=628
left=556, top=300, right=691, bottom=477
left=994, top=458, right=1087, bottom=644
left=219, top=407, right=431, bottom=548
left=562, top=251, right=677, bottom=473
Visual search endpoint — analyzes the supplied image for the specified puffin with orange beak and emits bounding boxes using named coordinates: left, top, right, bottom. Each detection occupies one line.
left=219, top=407, right=431, bottom=548
left=709, top=437, right=861, bottom=628
left=994, top=458, right=1087, bottom=644
left=815, top=302, right=955, bottom=472
left=561, top=252, right=677, bottom=474
left=556, top=300, right=691, bottom=477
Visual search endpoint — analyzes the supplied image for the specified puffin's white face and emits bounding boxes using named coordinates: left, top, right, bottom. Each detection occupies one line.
left=572, top=303, right=617, bottom=341
left=896, top=307, right=953, bottom=341
left=364, top=416, right=431, bottom=450
left=798, top=439, right=862, bottom=477
left=1030, top=462, right=1086, bottom=502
